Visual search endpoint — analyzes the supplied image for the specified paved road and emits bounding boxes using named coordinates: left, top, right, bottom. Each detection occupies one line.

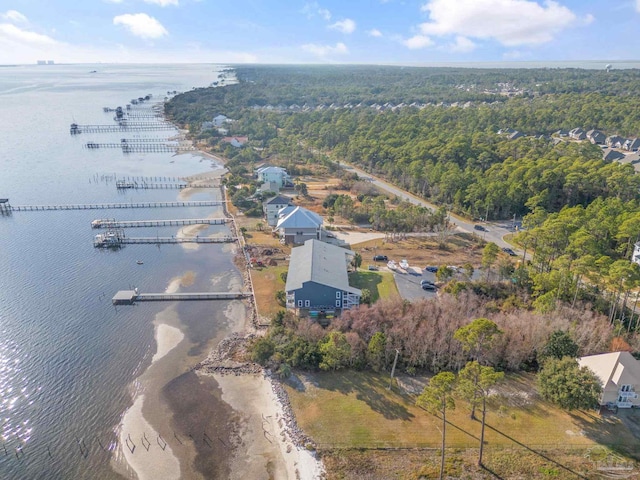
left=340, top=162, right=520, bottom=252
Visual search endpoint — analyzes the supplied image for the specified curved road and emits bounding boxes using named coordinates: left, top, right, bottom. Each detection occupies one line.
left=339, top=162, right=520, bottom=252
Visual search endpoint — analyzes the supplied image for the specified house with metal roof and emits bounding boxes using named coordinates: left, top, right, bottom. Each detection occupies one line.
left=587, top=129, right=606, bottom=145
left=275, top=206, right=323, bottom=245
left=578, top=352, right=640, bottom=408
left=285, top=239, right=361, bottom=316
left=263, top=195, right=293, bottom=227
left=255, top=166, right=291, bottom=190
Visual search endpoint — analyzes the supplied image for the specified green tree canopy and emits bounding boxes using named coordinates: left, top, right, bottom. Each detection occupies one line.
left=453, top=318, right=502, bottom=363
left=537, top=357, right=602, bottom=410
left=541, top=330, right=579, bottom=360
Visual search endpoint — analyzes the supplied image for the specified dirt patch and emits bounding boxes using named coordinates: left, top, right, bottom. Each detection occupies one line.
left=180, top=271, right=196, bottom=287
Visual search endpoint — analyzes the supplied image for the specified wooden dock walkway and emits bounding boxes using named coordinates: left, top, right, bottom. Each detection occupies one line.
left=91, top=218, right=229, bottom=228
left=10, top=200, right=224, bottom=212
left=118, top=236, right=235, bottom=245
left=115, top=181, right=218, bottom=190
left=85, top=143, right=194, bottom=153
left=71, top=123, right=175, bottom=134
left=112, top=290, right=251, bottom=305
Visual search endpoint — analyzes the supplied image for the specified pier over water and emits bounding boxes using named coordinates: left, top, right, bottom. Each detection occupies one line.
left=9, top=200, right=224, bottom=212
left=112, top=290, right=252, bottom=305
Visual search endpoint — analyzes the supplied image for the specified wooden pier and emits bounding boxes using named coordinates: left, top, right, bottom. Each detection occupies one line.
left=91, top=218, right=229, bottom=228
left=71, top=123, right=175, bottom=134
left=85, top=142, right=194, bottom=153
left=112, top=290, right=251, bottom=305
left=115, top=181, right=218, bottom=190
left=10, top=200, right=224, bottom=212
left=95, top=236, right=235, bottom=247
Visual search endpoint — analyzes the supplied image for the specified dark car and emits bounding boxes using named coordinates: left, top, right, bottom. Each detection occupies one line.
left=502, top=247, right=517, bottom=256
left=424, top=266, right=438, bottom=273
left=421, top=283, right=437, bottom=291
left=373, top=255, right=388, bottom=261
left=474, top=224, right=486, bottom=231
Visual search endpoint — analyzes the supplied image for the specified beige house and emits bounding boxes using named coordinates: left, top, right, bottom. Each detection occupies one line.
left=578, top=352, right=640, bottom=408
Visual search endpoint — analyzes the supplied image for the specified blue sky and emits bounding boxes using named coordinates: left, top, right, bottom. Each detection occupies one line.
left=0, top=0, right=639, bottom=64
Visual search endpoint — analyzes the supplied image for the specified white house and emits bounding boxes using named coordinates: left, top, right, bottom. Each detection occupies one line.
left=256, top=166, right=291, bottom=189
left=213, top=114, right=229, bottom=127
left=275, top=206, right=323, bottom=245
left=263, top=195, right=293, bottom=227
left=578, top=351, right=640, bottom=408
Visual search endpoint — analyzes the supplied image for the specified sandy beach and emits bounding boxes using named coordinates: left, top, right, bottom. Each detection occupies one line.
left=112, top=143, right=324, bottom=479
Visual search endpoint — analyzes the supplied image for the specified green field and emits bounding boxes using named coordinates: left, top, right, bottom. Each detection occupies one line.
left=349, top=270, right=400, bottom=302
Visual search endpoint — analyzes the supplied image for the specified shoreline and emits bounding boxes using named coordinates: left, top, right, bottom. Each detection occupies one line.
left=114, top=80, right=324, bottom=479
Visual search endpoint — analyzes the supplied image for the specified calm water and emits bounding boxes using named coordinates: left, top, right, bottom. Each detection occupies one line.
left=0, top=64, right=236, bottom=479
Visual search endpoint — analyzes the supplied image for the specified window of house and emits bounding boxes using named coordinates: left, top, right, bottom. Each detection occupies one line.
left=336, top=291, right=341, bottom=299
left=305, top=300, right=310, bottom=307
left=336, top=300, right=341, bottom=307
left=297, top=300, right=302, bottom=307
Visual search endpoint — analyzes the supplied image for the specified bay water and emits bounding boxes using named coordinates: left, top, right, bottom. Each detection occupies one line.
left=0, top=64, right=237, bottom=479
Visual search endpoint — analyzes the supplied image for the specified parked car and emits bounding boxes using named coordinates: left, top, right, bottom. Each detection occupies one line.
left=373, top=255, right=388, bottom=261
left=502, top=247, right=517, bottom=256
left=424, top=266, right=438, bottom=273
left=421, top=283, right=437, bottom=291
left=474, top=224, right=486, bottom=231
left=367, top=265, right=378, bottom=271
left=420, top=279, right=435, bottom=286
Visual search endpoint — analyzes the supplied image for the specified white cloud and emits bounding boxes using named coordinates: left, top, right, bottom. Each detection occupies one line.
left=301, top=42, right=348, bottom=57
left=1, top=10, right=28, bottom=23
left=328, top=18, right=356, bottom=34
left=104, top=0, right=124, bottom=3
left=113, top=13, right=168, bottom=39
left=301, top=2, right=331, bottom=21
left=419, top=0, right=585, bottom=46
left=637, top=0, right=640, bottom=13
left=0, top=23, right=57, bottom=46
left=368, top=29, right=382, bottom=37
left=143, top=0, right=180, bottom=6
left=448, top=35, right=476, bottom=53
left=403, top=34, right=433, bottom=49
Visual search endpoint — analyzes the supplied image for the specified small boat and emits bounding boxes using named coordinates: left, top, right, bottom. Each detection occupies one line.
left=136, top=260, right=144, bottom=265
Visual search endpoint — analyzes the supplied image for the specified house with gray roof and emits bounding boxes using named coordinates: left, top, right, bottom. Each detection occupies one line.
left=285, top=239, right=361, bottom=316
left=603, top=148, right=625, bottom=162
left=569, top=127, right=586, bottom=140
left=587, top=129, right=606, bottom=145
left=606, top=135, right=626, bottom=148
left=264, top=195, right=293, bottom=227
left=578, top=351, right=640, bottom=408
left=623, top=138, right=640, bottom=151
left=275, top=206, right=323, bottom=245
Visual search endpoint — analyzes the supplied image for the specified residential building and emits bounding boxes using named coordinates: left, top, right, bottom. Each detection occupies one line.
left=606, top=135, right=626, bottom=148
left=623, top=138, right=640, bottom=151
left=569, top=127, right=586, bottom=140
left=213, top=114, right=229, bottom=127
left=587, top=129, right=606, bottom=145
left=285, top=239, right=361, bottom=316
left=221, top=136, right=248, bottom=148
left=578, top=351, right=640, bottom=408
left=275, top=206, right=323, bottom=245
left=603, top=148, right=625, bottom=162
left=255, top=166, right=291, bottom=189
left=263, top=195, right=293, bottom=227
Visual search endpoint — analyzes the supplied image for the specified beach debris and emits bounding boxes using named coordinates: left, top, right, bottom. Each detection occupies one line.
left=141, top=433, right=150, bottom=452
left=157, top=435, right=167, bottom=451
left=126, top=434, right=135, bottom=454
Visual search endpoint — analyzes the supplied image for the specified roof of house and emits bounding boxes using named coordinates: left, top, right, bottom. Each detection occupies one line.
left=257, top=166, right=287, bottom=175
left=276, top=206, right=323, bottom=229
left=603, top=148, right=626, bottom=161
left=578, top=351, right=640, bottom=389
left=285, top=239, right=362, bottom=295
left=265, top=195, right=292, bottom=206
left=221, top=136, right=248, bottom=144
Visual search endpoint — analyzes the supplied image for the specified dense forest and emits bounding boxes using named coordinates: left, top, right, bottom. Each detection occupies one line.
left=167, top=64, right=640, bottom=331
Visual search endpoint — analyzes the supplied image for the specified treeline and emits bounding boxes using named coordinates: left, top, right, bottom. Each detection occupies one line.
left=251, top=293, right=620, bottom=375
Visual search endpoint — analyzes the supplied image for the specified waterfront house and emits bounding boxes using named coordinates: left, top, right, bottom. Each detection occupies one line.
left=578, top=351, right=640, bottom=408
left=285, top=239, right=361, bottom=316
left=275, top=206, right=323, bottom=245
left=221, top=136, right=248, bottom=148
left=263, top=195, right=293, bottom=227
left=255, top=166, right=291, bottom=189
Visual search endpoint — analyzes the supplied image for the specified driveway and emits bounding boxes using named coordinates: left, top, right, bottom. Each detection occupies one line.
left=392, top=266, right=438, bottom=301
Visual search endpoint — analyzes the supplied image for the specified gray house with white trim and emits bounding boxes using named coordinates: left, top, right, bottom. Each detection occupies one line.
left=275, top=206, right=323, bottom=245
left=264, top=195, right=292, bottom=227
left=285, top=239, right=361, bottom=316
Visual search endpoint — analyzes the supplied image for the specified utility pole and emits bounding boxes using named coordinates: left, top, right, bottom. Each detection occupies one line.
left=388, top=349, right=400, bottom=390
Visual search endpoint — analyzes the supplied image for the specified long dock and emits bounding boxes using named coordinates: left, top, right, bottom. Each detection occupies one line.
left=115, top=182, right=218, bottom=190
left=10, top=201, right=224, bottom=212
left=85, top=143, right=194, bottom=153
left=91, top=218, right=229, bottom=228
left=116, top=236, right=235, bottom=245
left=71, top=124, right=175, bottom=134
left=112, top=290, right=251, bottom=305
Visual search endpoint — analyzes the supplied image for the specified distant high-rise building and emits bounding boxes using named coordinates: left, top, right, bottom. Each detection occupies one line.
left=37, top=60, right=46, bottom=65
left=47, top=60, right=54, bottom=65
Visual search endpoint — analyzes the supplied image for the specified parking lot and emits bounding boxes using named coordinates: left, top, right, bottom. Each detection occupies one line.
left=392, top=267, right=439, bottom=301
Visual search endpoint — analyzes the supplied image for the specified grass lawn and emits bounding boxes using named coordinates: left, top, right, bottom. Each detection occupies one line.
left=349, top=270, right=400, bottom=302
left=286, top=370, right=640, bottom=478
left=250, top=265, right=288, bottom=321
